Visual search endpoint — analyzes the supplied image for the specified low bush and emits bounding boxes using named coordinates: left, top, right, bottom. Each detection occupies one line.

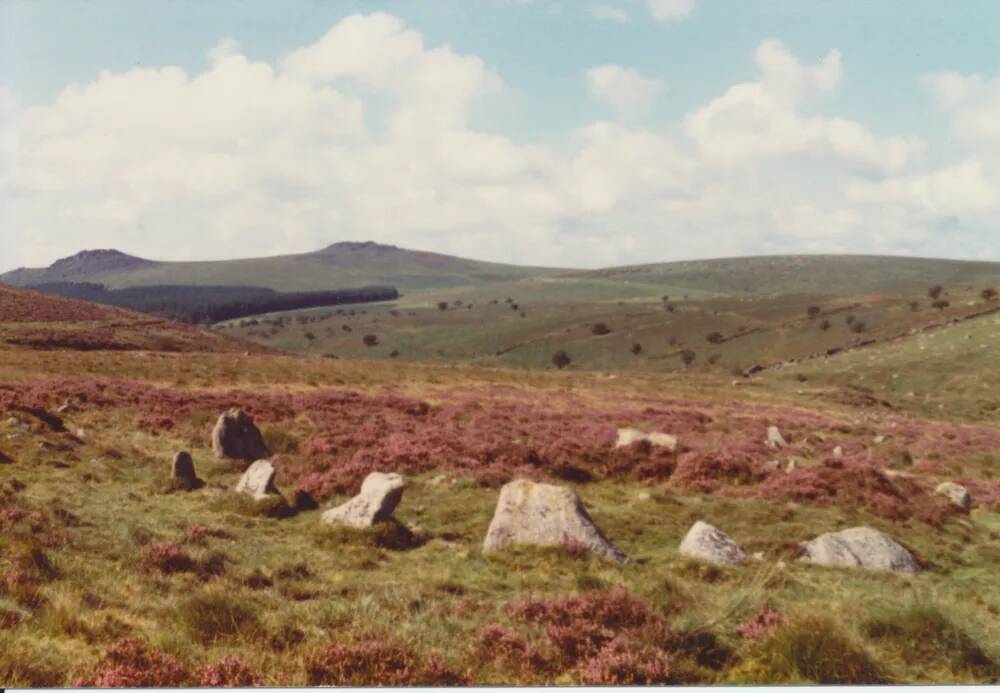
left=197, top=655, right=264, bottom=686
left=74, top=639, right=190, bottom=687
left=306, top=636, right=467, bottom=686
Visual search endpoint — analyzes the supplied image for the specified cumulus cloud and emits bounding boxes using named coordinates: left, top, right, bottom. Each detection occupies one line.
left=589, top=4, right=629, bottom=22
left=3, top=19, right=998, bottom=272
left=648, top=0, right=693, bottom=23
left=685, top=40, right=923, bottom=175
left=586, top=65, right=660, bottom=120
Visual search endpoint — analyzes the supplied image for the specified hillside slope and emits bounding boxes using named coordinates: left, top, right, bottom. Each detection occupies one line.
left=0, top=285, right=268, bottom=353
left=2, top=242, right=563, bottom=293
left=574, top=255, right=1000, bottom=296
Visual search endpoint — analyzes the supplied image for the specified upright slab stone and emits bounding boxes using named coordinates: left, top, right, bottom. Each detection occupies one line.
left=171, top=451, right=201, bottom=491
left=212, top=408, right=270, bottom=462
left=483, top=479, right=626, bottom=563
left=800, top=527, right=921, bottom=574
left=679, top=521, right=748, bottom=566
left=235, top=460, right=280, bottom=500
left=321, top=472, right=406, bottom=528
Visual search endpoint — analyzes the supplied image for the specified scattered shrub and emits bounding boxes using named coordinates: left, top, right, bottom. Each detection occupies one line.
left=362, top=334, right=379, bottom=347
left=982, top=288, right=998, bottom=302
left=197, top=655, right=263, bottom=687
left=932, top=299, right=951, bottom=310
left=551, top=350, right=571, bottom=370
left=739, top=603, right=789, bottom=640
left=819, top=319, right=831, bottom=331
left=74, top=639, right=190, bottom=687
left=306, top=636, right=466, bottom=686
left=680, top=349, right=696, bottom=366
left=706, top=332, right=725, bottom=344
left=591, top=322, right=612, bottom=336
left=141, top=542, right=195, bottom=574
left=577, top=636, right=673, bottom=685
left=928, top=285, right=944, bottom=300
left=806, top=306, right=821, bottom=319
left=630, top=342, right=643, bottom=356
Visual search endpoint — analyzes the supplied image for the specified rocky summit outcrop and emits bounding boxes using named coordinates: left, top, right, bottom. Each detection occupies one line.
left=800, top=527, right=921, bottom=574
left=616, top=428, right=678, bottom=452
left=321, top=472, right=406, bottom=528
left=935, top=482, right=972, bottom=511
left=171, top=451, right=202, bottom=491
left=679, top=521, right=748, bottom=566
left=212, top=408, right=270, bottom=462
left=483, top=479, right=626, bottom=563
left=235, top=460, right=281, bottom=500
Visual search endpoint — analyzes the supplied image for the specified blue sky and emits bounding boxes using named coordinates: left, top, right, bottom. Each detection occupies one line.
left=2, top=0, right=999, bottom=270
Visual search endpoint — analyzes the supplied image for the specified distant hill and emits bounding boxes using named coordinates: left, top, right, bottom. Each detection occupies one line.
left=5, top=245, right=999, bottom=298
left=0, top=241, right=562, bottom=293
left=572, top=255, right=1000, bottom=296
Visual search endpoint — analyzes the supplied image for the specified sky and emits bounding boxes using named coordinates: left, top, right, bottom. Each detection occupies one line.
left=2, top=0, right=1000, bottom=272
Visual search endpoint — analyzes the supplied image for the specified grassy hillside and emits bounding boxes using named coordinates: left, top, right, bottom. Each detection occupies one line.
left=0, top=286, right=267, bottom=354
left=1, top=320, right=999, bottom=685
left=573, top=255, right=1000, bottom=296
left=767, top=310, right=1000, bottom=423
left=217, top=279, right=1000, bottom=377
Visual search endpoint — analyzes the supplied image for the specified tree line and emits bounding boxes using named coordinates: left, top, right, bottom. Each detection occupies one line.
left=28, top=282, right=399, bottom=324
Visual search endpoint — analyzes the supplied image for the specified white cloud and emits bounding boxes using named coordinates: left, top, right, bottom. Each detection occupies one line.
left=3, top=21, right=998, bottom=273
left=684, top=40, right=923, bottom=175
left=648, top=0, right=693, bottom=23
left=586, top=64, right=660, bottom=120
left=589, top=4, right=629, bottom=22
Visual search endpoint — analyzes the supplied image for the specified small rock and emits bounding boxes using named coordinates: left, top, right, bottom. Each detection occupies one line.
left=427, top=473, right=449, bottom=486
left=832, top=446, right=843, bottom=459
left=483, top=479, right=626, bottom=562
left=768, top=459, right=781, bottom=470
left=616, top=428, right=678, bottom=452
left=873, top=435, right=885, bottom=444
left=785, top=459, right=797, bottom=474
left=235, top=460, right=281, bottom=500
left=800, top=527, right=921, bottom=574
left=322, top=472, right=406, bottom=528
left=678, top=521, right=748, bottom=566
left=935, top=482, right=972, bottom=511
left=171, top=451, right=202, bottom=491
left=766, top=426, right=786, bottom=449
left=637, top=491, right=652, bottom=502
left=212, top=408, right=271, bottom=462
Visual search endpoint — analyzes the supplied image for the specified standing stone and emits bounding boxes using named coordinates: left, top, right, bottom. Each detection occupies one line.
left=800, top=527, right=921, bottom=574
left=235, top=460, right=280, bottom=500
left=212, top=408, right=270, bottom=462
left=171, top=451, right=201, bottom=491
left=483, top=479, right=626, bottom=563
left=616, top=428, right=678, bottom=452
left=935, top=482, right=972, bottom=511
left=766, top=426, right=787, bottom=449
left=679, top=521, right=748, bottom=566
left=321, top=472, right=406, bottom=528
